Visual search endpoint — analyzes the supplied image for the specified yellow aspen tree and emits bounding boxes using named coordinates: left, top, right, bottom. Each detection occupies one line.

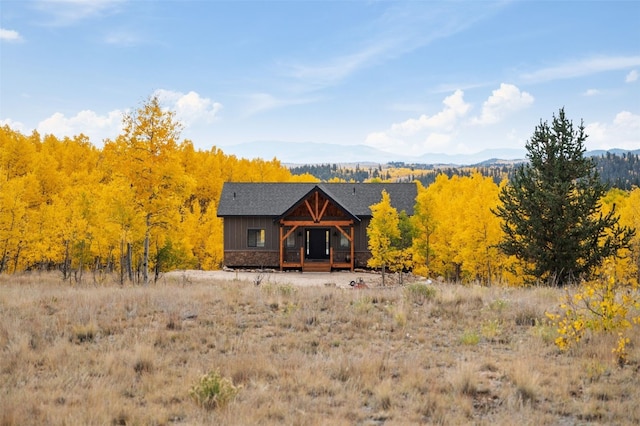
left=51, top=184, right=99, bottom=282
left=107, top=96, right=195, bottom=284
left=421, top=173, right=505, bottom=283
left=177, top=143, right=223, bottom=270
left=425, top=174, right=460, bottom=280
left=603, top=188, right=640, bottom=285
left=199, top=209, right=225, bottom=270
left=389, top=210, right=415, bottom=283
left=412, top=181, right=437, bottom=277
left=22, top=189, right=63, bottom=271
left=367, top=190, right=401, bottom=285
left=100, top=176, right=145, bottom=283
left=33, top=135, right=65, bottom=205
left=624, top=188, right=640, bottom=284
left=0, top=176, right=29, bottom=272
left=0, top=125, right=36, bottom=180
left=455, top=172, right=503, bottom=284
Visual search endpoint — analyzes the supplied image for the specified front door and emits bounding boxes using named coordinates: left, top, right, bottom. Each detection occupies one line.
left=306, top=229, right=329, bottom=260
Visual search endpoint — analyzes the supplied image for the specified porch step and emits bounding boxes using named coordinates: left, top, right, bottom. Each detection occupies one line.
left=303, top=262, right=331, bottom=273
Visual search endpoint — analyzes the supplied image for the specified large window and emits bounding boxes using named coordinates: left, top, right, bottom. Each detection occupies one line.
left=248, top=229, right=265, bottom=248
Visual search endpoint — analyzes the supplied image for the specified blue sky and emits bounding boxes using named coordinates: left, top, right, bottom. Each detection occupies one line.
left=1, top=0, right=639, bottom=160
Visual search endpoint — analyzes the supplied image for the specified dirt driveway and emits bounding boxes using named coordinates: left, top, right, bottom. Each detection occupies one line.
left=164, top=269, right=385, bottom=288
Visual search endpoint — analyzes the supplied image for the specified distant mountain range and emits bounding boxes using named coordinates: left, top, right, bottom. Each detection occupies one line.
left=220, top=140, right=639, bottom=166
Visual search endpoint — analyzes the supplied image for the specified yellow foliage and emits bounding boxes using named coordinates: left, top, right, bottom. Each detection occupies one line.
left=412, top=172, right=506, bottom=284
left=548, top=259, right=640, bottom=364
left=367, top=190, right=401, bottom=270
left=0, top=108, right=309, bottom=277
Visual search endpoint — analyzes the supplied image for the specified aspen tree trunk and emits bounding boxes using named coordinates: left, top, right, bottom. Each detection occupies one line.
left=119, top=238, right=124, bottom=286
left=12, top=244, right=21, bottom=274
left=143, top=233, right=150, bottom=286
left=78, top=240, right=84, bottom=285
left=126, top=243, right=133, bottom=283
left=143, top=215, right=151, bottom=285
left=63, top=241, right=70, bottom=281
left=0, top=246, right=7, bottom=273
left=154, top=240, right=161, bottom=283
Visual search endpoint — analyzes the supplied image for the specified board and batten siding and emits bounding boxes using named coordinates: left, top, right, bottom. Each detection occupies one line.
left=223, top=217, right=280, bottom=251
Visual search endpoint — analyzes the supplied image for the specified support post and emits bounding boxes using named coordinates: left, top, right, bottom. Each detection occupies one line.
left=350, top=226, right=355, bottom=272
left=279, top=226, right=284, bottom=271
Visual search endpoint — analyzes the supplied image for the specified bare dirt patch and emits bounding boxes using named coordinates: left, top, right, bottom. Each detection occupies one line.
left=164, top=269, right=390, bottom=288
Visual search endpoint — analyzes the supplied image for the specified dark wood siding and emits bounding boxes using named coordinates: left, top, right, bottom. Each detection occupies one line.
left=354, top=219, right=370, bottom=251
left=223, top=217, right=280, bottom=251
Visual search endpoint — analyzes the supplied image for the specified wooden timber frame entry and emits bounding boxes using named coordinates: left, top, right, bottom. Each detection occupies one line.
left=278, top=188, right=356, bottom=272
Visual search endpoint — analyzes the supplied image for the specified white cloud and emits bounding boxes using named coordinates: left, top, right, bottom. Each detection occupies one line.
left=34, top=0, right=125, bottom=26
left=37, top=109, right=123, bottom=145
left=0, top=118, right=26, bottom=132
left=154, top=89, right=222, bottom=125
left=23, top=90, right=220, bottom=146
left=364, top=89, right=471, bottom=155
left=472, top=83, right=534, bottom=125
left=521, top=55, right=640, bottom=83
left=0, top=28, right=23, bottom=42
left=583, top=89, right=600, bottom=97
left=585, top=111, right=640, bottom=151
left=390, top=90, right=470, bottom=135
left=626, top=70, right=638, bottom=83
left=287, top=42, right=392, bottom=90
left=284, top=2, right=506, bottom=92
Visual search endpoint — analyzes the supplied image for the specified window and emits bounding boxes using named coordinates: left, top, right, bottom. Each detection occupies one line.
left=286, top=231, right=296, bottom=248
left=340, top=233, right=350, bottom=248
left=248, top=229, right=265, bottom=248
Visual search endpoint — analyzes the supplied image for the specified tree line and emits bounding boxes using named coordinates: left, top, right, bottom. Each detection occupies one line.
left=366, top=109, right=638, bottom=287
left=288, top=163, right=391, bottom=182
left=2, top=99, right=638, bottom=288
left=291, top=153, right=640, bottom=190
left=0, top=97, right=316, bottom=284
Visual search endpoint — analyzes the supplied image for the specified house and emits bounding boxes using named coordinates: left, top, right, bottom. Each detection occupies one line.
left=216, top=182, right=417, bottom=272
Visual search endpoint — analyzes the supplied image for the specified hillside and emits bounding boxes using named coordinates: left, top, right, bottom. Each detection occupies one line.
left=289, top=150, right=640, bottom=190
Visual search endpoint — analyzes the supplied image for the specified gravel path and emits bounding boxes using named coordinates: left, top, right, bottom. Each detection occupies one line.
left=164, top=269, right=385, bottom=288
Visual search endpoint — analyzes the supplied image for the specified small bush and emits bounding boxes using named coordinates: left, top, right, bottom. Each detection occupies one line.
left=459, top=330, right=480, bottom=346
left=189, top=370, right=239, bottom=410
left=546, top=263, right=640, bottom=364
left=405, top=283, right=436, bottom=305
left=277, top=284, right=297, bottom=297
left=481, top=319, right=502, bottom=340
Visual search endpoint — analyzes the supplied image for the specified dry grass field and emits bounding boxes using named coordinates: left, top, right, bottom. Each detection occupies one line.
left=1, top=272, right=639, bottom=425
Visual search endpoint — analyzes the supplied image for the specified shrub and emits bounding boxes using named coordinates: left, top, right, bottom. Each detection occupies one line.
left=404, top=283, right=436, bottom=305
left=189, top=370, right=239, bottom=410
left=459, top=330, right=480, bottom=346
left=546, top=261, right=640, bottom=365
left=481, top=319, right=502, bottom=341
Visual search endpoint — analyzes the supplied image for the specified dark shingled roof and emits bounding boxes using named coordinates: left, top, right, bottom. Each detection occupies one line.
left=217, top=182, right=417, bottom=218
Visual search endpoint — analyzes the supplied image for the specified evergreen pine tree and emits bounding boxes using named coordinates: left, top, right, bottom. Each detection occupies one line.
left=495, top=108, right=635, bottom=286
